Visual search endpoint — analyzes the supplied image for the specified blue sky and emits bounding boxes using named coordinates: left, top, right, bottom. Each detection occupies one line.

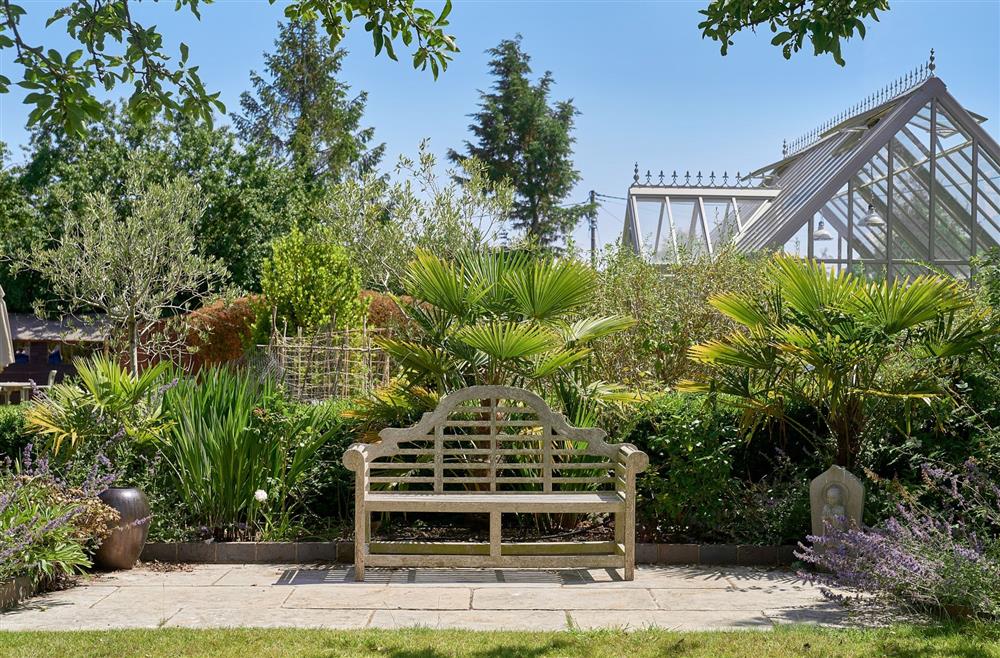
left=2, top=0, right=998, bottom=248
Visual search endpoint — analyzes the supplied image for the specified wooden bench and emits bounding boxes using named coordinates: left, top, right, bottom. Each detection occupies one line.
left=342, top=385, right=649, bottom=581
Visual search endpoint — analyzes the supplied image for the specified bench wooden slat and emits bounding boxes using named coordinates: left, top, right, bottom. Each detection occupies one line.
left=366, top=554, right=625, bottom=569
left=364, top=491, right=624, bottom=513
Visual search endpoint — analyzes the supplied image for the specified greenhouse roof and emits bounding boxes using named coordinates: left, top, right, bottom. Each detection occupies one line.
left=623, top=52, right=1000, bottom=277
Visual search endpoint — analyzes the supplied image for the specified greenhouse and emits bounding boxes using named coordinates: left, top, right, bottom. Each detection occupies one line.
left=623, top=53, right=1000, bottom=277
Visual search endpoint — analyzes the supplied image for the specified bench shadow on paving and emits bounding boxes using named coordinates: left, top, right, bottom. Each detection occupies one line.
left=275, top=568, right=627, bottom=586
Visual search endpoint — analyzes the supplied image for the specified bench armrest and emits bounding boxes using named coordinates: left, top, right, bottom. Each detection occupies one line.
left=342, top=444, right=369, bottom=473
left=618, top=444, right=649, bottom=474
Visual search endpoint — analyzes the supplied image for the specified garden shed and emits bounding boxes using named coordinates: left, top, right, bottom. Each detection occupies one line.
left=623, top=54, right=1000, bottom=278
left=0, top=313, right=108, bottom=387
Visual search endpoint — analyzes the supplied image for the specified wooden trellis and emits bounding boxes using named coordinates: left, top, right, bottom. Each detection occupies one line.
left=254, top=324, right=393, bottom=402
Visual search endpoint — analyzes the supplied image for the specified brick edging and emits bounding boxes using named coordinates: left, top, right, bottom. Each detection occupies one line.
left=0, top=576, right=44, bottom=611
left=141, top=542, right=798, bottom=567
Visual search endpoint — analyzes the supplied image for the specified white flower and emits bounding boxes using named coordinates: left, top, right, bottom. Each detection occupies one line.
left=254, top=489, right=268, bottom=503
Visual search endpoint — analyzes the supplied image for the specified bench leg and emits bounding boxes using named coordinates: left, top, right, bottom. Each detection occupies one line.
left=354, top=507, right=366, bottom=582
left=490, top=511, right=501, bottom=558
left=624, top=504, right=636, bottom=581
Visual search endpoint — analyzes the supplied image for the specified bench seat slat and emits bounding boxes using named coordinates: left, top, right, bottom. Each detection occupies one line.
left=364, top=491, right=624, bottom=513
left=366, top=554, right=625, bottom=569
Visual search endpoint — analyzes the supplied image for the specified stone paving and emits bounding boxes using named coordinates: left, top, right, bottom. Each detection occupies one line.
left=0, top=564, right=853, bottom=632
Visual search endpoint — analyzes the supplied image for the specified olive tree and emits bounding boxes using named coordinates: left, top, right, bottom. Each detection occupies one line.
left=22, top=165, right=225, bottom=374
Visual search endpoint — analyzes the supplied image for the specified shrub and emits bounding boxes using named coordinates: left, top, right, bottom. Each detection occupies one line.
left=24, top=356, right=172, bottom=455
left=626, top=394, right=740, bottom=541
left=296, top=399, right=360, bottom=528
left=254, top=226, right=367, bottom=342
left=797, top=459, right=1000, bottom=619
left=626, top=392, right=822, bottom=544
left=156, top=367, right=340, bottom=540
left=369, top=249, right=638, bottom=429
left=0, top=406, right=28, bottom=461
left=185, top=295, right=259, bottom=368
left=361, top=290, right=411, bottom=334
left=588, top=245, right=766, bottom=386
left=682, top=255, right=996, bottom=470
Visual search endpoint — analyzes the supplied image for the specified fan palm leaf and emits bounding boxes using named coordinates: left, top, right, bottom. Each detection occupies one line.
left=849, top=275, right=965, bottom=334
left=403, top=249, right=488, bottom=319
left=503, top=258, right=595, bottom=320
left=456, top=321, right=560, bottom=361
left=555, top=315, right=637, bottom=344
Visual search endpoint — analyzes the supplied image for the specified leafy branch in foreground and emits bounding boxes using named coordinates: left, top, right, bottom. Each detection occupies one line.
left=698, top=0, right=890, bottom=66
left=0, top=0, right=458, bottom=135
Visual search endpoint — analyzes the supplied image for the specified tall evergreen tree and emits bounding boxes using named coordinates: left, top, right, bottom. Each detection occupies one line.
left=450, top=36, right=588, bottom=247
left=235, top=19, right=384, bottom=186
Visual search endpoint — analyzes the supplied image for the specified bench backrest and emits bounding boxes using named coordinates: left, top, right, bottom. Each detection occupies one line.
left=360, top=386, right=625, bottom=494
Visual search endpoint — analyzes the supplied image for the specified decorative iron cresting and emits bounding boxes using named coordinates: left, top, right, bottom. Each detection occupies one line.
left=630, top=162, right=759, bottom=189
left=783, top=49, right=937, bottom=157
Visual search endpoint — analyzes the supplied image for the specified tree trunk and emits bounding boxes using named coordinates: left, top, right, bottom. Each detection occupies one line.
left=128, top=315, right=139, bottom=378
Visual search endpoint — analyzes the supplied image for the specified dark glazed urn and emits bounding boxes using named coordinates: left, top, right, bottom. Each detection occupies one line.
left=94, top=487, right=151, bottom=570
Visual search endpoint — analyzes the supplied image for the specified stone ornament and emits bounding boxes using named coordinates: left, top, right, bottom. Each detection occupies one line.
left=810, top=465, right=864, bottom=537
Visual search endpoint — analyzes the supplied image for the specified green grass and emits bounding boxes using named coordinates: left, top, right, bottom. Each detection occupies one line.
left=0, top=625, right=998, bottom=658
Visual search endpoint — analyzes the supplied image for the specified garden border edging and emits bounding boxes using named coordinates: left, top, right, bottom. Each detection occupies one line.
left=141, top=542, right=798, bottom=567
left=0, top=576, right=44, bottom=611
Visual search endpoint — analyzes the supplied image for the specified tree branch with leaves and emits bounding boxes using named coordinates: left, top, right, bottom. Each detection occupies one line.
left=0, top=0, right=457, bottom=135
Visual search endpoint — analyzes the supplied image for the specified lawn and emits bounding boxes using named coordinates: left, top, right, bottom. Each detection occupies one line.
left=0, top=625, right=998, bottom=658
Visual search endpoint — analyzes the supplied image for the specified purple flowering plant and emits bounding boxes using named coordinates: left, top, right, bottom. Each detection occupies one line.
left=796, top=459, right=1000, bottom=619
left=0, top=442, right=120, bottom=584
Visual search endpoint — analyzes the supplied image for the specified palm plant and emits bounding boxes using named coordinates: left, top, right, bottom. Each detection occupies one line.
left=26, top=356, right=173, bottom=454
left=365, top=248, right=638, bottom=427
left=680, top=256, right=995, bottom=469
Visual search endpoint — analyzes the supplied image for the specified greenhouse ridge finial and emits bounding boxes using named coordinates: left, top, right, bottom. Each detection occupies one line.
left=929, top=48, right=936, bottom=75
left=633, top=162, right=639, bottom=185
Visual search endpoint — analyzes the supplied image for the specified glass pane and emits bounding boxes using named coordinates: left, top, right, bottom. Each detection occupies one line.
left=888, top=108, right=932, bottom=261
left=976, top=148, right=1000, bottom=253
left=932, top=105, right=974, bottom=260
left=849, top=146, right=889, bottom=264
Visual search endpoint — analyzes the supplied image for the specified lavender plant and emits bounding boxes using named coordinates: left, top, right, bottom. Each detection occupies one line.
left=0, top=444, right=119, bottom=584
left=796, top=459, right=1000, bottom=619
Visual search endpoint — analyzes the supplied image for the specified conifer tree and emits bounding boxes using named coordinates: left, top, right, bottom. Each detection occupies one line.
left=450, top=36, right=588, bottom=247
left=236, top=19, right=384, bottom=186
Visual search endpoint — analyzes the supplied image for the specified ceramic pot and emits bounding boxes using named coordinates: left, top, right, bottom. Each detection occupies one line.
left=94, top=487, right=151, bottom=570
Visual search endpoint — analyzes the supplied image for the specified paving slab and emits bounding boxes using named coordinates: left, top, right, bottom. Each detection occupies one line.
left=569, top=609, right=773, bottom=631
left=0, top=564, right=859, bottom=632
left=165, top=607, right=373, bottom=629
left=284, top=585, right=471, bottom=610
left=764, top=605, right=852, bottom=627
left=95, top=568, right=233, bottom=588
left=473, top=587, right=657, bottom=610
left=650, top=587, right=826, bottom=611
left=369, top=609, right=569, bottom=631
left=564, top=566, right=734, bottom=589
left=94, top=586, right=290, bottom=611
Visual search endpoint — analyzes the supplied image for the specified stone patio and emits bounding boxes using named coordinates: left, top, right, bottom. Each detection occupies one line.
left=0, top=564, right=853, bottom=632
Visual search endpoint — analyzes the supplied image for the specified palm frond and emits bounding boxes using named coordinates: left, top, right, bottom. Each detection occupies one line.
left=688, top=332, right=777, bottom=370
left=710, top=292, right=771, bottom=328
left=503, top=258, right=595, bottom=321
left=456, top=321, right=560, bottom=361
left=531, top=348, right=592, bottom=378
left=403, top=249, right=488, bottom=319
left=555, top=315, right=636, bottom=344
left=850, top=275, right=964, bottom=334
